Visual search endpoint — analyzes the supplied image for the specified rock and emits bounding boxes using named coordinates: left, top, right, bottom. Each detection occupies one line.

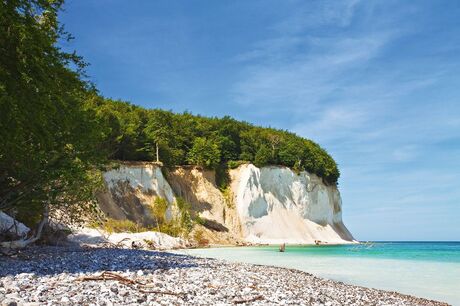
left=67, top=228, right=187, bottom=250
left=0, top=212, right=30, bottom=238
left=110, top=285, right=118, bottom=294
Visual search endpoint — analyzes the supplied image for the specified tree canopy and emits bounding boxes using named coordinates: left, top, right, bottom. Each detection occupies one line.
left=88, top=98, right=340, bottom=185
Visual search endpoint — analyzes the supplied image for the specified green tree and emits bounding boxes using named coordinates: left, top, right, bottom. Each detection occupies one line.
left=254, top=145, right=272, bottom=167
left=0, top=0, right=105, bottom=235
left=145, top=110, right=172, bottom=163
left=279, top=141, right=301, bottom=168
left=187, top=137, right=221, bottom=169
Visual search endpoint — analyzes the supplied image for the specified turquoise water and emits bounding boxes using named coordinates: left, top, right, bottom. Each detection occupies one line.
left=177, top=242, right=460, bottom=305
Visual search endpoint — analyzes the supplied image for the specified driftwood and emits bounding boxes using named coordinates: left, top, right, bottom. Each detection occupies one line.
left=76, top=271, right=137, bottom=285
left=233, top=295, right=264, bottom=304
left=76, top=271, right=183, bottom=298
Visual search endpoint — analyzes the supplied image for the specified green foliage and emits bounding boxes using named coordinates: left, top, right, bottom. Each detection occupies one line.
left=102, top=218, right=148, bottom=234
left=176, top=197, right=193, bottom=235
left=87, top=95, right=340, bottom=184
left=222, top=187, right=234, bottom=209
left=150, top=197, right=169, bottom=225
left=86, top=98, right=340, bottom=183
left=227, top=160, right=247, bottom=169
left=215, top=165, right=230, bottom=190
left=194, top=215, right=206, bottom=226
left=147, top=197, right=194, bottom=238
left=187, top=137, right=221, bottom=169
left=254, top=145, right=272, bottom=167
left=193, top=229, right=209, bottom=247
left=0, top=0, right=107, bottom=226
left=0, top=0, right=340, bottom=234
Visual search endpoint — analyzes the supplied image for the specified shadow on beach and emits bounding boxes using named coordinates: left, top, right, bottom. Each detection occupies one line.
left=0, top=246, right=201, bottom=277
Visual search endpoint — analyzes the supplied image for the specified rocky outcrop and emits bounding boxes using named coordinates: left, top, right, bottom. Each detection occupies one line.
left=97, top=162, right=355, bottom=245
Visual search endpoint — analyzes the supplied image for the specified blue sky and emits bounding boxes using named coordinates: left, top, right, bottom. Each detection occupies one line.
left=60, top=0, right=460, bottom=241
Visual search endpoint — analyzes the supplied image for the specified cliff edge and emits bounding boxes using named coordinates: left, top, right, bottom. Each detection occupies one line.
left=98, top=162, right=355, bottom=245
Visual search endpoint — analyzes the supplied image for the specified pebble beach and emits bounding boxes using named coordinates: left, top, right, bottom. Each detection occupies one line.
left=0, top=246, right=449, bottom=306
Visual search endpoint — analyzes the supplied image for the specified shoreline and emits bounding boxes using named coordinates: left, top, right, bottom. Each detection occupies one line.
left=0, top=245, right=449, bottom=305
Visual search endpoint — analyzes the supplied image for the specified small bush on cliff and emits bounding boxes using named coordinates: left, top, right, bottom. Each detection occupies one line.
left=150, top=197, right=169, bottom=227
left=176, top=197, right=193, bottom=235
left=193, top=229, right=209, bottom=247
left=147, top=197, right=194, bottom=238
left=215, top=165, right=230, bottom=190
left=194, top=215, right=206, bottom=226
left=222, top=187, right=234, bottom=209
left=227, top=160, right=248, bottom=169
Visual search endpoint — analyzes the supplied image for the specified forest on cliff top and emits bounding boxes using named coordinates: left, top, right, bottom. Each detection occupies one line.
left=0, top=0, right=338, bottom=226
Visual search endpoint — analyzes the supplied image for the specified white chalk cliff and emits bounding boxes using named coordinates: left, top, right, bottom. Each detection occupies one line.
left=98, top=162, right=355, bottom=245
left=230, top=164, right=354, bottom=244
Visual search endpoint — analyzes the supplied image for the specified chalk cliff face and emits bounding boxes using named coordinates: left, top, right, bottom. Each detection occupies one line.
left=98, top=163, right=355, bottom=244
left=229, top=164, right=354, bottom=244
left=98, top=164, right=176, bottom=226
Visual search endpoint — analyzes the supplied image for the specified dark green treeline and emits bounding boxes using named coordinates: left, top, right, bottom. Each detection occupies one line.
left=87, top=96, right=340, bottom=185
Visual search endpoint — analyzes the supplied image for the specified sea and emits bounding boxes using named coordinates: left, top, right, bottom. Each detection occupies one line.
left=176, top=242, right=460, bottom=305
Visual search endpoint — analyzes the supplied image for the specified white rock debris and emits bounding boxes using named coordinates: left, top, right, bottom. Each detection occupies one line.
left=68, top=228, right=188, bottom=250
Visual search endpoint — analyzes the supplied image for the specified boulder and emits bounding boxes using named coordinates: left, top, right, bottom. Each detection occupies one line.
left=0, top=212, right=30, bottom=238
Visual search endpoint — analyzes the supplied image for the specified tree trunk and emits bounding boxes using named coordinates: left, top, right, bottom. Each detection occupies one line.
left=156, top=142, right=159, bottom=163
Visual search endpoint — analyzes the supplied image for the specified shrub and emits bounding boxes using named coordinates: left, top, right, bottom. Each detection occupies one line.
left=215, top=165, right=230, bottom=190
left=194, top=215, right=206, bottom=226
left=227, top=160, right=248, bottom=169
left=222, top=187, right=234, bottom=209
left=102, top=219, right=148, bottom=234
left=193, top=229, right=209, bottom=247
left=176, top=197, right=193, bottom=235
left=146, top=197, right=194, bottom=238
left=149, top=197, right=169, bottom=226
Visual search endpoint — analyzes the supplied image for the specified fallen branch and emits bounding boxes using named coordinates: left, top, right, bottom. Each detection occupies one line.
left=138, top=288, right=184, bottom=297
left=76, top=271, right=183, bottom=298
left=76, top=271, right=137, bottom=285
left=233, top=295, right=264, bottom=304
